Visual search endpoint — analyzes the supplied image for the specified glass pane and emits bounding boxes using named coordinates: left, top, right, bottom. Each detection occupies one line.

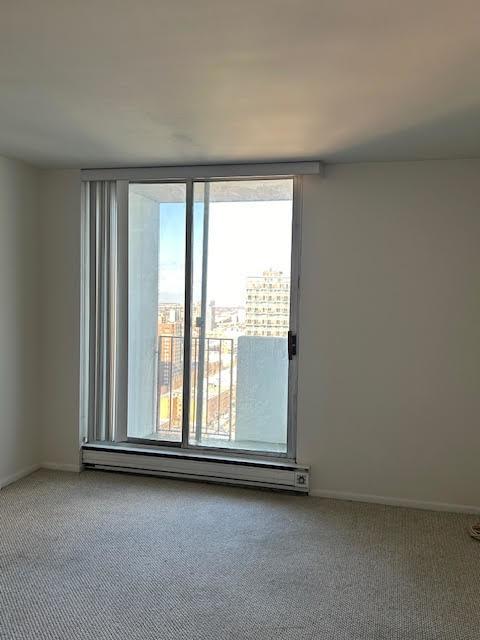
left=128, top=183, right=186, bottom=441
left=189, top=179, right=293, bottom=453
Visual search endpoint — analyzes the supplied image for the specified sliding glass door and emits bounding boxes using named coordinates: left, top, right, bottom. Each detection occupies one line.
left=189, top=180, right=294, bottom=454
left=127, top=177, right=298, bottom=457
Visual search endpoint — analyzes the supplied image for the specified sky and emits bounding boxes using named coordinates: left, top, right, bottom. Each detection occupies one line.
left=156, top=200, right=293, bottom=307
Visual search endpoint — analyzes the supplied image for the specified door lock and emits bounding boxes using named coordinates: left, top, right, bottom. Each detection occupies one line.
left=288, top=331, right=297, bottom=360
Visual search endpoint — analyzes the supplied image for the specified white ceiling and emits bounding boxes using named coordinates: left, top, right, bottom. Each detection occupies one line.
left=2, top=1, right=480, bottom=168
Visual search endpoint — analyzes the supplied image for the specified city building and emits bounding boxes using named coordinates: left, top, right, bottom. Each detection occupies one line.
left=245, top=269, right=290, bottom=337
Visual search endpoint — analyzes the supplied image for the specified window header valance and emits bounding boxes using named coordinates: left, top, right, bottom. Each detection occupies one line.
left=81, top=161, right=323, bottom=182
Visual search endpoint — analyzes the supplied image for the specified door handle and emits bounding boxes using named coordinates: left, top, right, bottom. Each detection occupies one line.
left=287, top=331, right=297, bottom=360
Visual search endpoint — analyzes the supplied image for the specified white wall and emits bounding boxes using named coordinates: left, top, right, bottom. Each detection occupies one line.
left=298, top=160, right=480, bottom=509
left=39, top=170, right=82, bottom=471
left=0, top=156, right=40, bottom=486
left=37, top=160, right=480, bottom=509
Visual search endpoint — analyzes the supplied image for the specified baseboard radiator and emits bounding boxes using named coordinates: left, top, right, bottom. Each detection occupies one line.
left=82, top=445, right=310, bottom=493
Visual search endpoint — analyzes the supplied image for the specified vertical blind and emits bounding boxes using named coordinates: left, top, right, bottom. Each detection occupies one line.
left=83, top=180, right=120, bottom=442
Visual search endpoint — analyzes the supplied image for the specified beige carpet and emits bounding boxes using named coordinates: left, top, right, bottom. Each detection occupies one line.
left=0, top=470, right=479, bottom=640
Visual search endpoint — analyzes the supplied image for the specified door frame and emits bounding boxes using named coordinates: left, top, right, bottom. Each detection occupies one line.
left=122, top=175, right=302, bottom=461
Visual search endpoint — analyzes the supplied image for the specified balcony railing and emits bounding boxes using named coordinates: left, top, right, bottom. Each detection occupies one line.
left=155, top=335, right=236, bottom=442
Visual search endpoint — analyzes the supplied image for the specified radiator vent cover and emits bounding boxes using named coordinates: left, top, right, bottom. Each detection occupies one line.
left=82, top=445, right=309, bottom=493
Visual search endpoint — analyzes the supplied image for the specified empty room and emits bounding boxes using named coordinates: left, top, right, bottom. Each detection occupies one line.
left=0, top=2, right=479, bottom=639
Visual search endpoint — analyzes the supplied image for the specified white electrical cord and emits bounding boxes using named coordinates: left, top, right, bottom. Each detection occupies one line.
left=469, top=523, right=480, bottom=540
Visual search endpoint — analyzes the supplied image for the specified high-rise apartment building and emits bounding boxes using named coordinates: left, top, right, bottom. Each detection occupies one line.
left=244, top=269, right=290, bottom=337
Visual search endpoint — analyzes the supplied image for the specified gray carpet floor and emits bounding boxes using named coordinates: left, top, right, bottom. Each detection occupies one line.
left=0, top=470, right=479, bottom=640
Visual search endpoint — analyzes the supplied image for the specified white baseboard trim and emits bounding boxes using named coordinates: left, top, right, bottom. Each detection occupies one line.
left=41, top=462, right=82, bottom=473
left=309, top=489, right=480, bottom=515
left=0, top=464, right=41, bottom=489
